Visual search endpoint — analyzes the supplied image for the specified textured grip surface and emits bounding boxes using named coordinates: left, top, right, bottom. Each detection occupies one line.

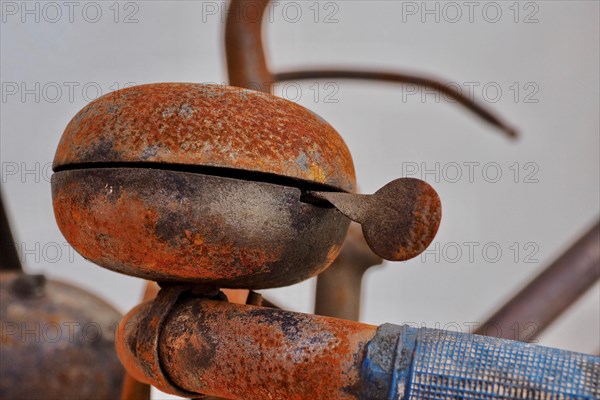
left=362, top=324, right=600, bottom=400
left=406, top=327, right=599, bottom=399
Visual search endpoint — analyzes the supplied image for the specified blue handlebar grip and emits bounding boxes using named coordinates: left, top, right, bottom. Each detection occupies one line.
left=361, top=324, right=599, bottom=399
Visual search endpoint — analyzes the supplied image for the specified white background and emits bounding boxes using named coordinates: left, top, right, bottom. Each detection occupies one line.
left=1, top=1, right=599, bottom=398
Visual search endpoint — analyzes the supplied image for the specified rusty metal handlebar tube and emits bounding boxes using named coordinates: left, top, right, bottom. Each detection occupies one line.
left=477, top=221, right=600, bottom=341
left=117, top=288, right=600, bottom=400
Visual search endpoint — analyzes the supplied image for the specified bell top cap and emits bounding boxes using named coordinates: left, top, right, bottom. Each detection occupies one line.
left=53, top=83, right=356, bottom=192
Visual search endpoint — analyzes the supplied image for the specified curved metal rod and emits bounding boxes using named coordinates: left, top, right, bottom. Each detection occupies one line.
left=476, top=220, right=600, bottom=342
left=0, top=187, right=22, bottom=272
left=315, top=223, right=383, bottom=321
left=225, top=0, right=272, bottom=93
left=224, top=0, right=518, bottom=140
left=120, top=282, right=158, bottom=400
left=274, top=69, right=518, bottom=139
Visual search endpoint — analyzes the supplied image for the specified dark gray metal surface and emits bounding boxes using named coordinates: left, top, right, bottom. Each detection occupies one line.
left=0, top=188, right=22, bottom=272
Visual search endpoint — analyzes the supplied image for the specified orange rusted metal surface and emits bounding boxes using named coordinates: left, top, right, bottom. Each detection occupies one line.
left=117, top=292, right=377, bottom=399
left=120, top=281, right=159, bottom=400
left=116, top=289, right=600, bottom=400
left=51, top=82, right=442, bottom=288
left=119, top=373, right=151, bottom=400
left=53, top=83, right=356, bottom=193
left=52, top=168, right=349, bottom=288
left=222, top=288, right=250, bottom=304
left=119, top=283, right=250, bottom=400
left=51, top=82, right=360, bottom=288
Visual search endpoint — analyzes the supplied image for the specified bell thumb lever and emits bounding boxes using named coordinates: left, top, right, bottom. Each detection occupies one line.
left=306, top=178, right=442, bottom=261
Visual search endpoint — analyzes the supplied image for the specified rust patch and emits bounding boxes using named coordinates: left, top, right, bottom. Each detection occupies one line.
left=53, top=83, right=356, bottom=193
left=51, top=168, right=349, bottom=288
left=308, top=178, right=441, bottom=261
left=118, top=297, right=377, bottom=399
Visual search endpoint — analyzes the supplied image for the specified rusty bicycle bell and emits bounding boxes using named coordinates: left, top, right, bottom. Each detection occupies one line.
left=51, top=83, right=441, bottom=289
left=0, top=272, right=124, bottom=400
